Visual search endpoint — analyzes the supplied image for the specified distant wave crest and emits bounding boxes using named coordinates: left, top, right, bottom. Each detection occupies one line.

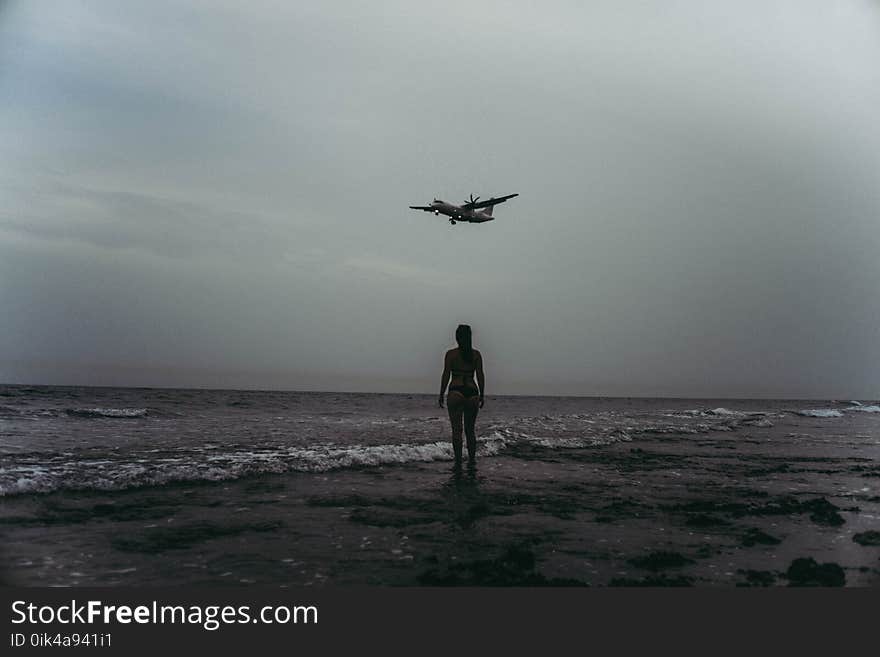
left=65, top=407, right=148, bottom=419
left=848, top=405, right=880, bottom=413
left=797, top=409, right=843, bottom=418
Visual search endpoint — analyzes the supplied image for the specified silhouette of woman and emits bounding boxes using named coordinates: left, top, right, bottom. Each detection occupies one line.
left=439, top=324, right=485, bottom=465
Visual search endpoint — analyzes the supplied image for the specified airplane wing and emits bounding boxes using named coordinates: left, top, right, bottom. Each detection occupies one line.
left=409, top=205, right=434, bottom=211
left=462, top=193, right=519, bottom=210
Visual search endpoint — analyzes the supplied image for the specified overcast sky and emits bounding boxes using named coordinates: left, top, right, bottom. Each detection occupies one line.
left=1, top=1, right=879, bottom=397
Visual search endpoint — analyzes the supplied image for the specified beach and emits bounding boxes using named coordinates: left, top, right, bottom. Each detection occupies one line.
left=2, top=386, right=879, bottom=586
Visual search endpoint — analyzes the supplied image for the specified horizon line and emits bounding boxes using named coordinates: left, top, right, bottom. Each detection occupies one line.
left=0, top=381, right=870, bottom=402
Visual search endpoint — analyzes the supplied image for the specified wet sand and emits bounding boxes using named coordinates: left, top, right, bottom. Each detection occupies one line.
left=3, top=415, right=880, bottom=586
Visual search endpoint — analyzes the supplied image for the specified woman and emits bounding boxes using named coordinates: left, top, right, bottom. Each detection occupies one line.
left=438, top=324, right=485, bottom=465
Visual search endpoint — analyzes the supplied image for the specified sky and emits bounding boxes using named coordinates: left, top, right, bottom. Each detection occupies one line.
left=1, top=0, right=879, bottom=398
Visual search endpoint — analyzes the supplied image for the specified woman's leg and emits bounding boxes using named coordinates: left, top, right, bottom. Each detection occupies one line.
left=463, top=397, right=479, bottom=463
left=446, top=391, right=465, bottom=463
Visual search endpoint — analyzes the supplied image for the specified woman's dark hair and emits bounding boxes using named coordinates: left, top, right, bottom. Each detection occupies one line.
left=455, top=324, right=473, bottom=362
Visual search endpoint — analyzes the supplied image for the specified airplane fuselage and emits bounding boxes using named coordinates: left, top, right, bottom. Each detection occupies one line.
left=429, top=201, right=494, bottom=223
left=409, top=192, right=517, bottom=226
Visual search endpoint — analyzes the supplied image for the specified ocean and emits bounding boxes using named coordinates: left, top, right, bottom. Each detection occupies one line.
left=2, top=384, right=879, bottom=586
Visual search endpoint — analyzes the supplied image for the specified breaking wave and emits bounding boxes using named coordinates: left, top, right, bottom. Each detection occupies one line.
left=65, top=407, right=149, bottom=418
left=797, top=409, right=843, bottom=418
left=848, top=405, right=880, bottom=413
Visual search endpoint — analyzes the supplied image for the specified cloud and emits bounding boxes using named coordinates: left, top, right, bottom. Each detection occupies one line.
left=0, top=181, right=292, bottom=260
left=341, top=256, right=467, bottom=288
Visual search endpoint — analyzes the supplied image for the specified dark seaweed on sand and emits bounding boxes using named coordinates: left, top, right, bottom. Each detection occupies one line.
left=417, top=544, right=587, bottom=586
left=666, top=496, right=845, bottom=526
left=740, top=528, right=782, bottom=547
left=852, top=531, right=880, bottom=546
left=784, top=558, right=845, bottom=587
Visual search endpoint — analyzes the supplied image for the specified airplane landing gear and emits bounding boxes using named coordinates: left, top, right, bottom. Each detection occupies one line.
left=449, top=219, right=456, bottom=225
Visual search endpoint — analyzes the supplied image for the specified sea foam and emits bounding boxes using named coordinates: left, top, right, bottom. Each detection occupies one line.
left=66, top=407, right=149, bottom=418
left=797, top=409, right=843, bottom=418
left=848, top=405, right=880, bottom=413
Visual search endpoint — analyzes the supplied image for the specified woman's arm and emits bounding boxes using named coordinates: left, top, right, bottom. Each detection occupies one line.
left=476, top=351, right=486, bottom=407
left=438, top=351, right=451, bottom=408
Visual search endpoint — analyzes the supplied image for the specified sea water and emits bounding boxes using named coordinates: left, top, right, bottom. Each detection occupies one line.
left=3, top=384, right=879, bottom=586
left=1, top=384, right=876, bottom=496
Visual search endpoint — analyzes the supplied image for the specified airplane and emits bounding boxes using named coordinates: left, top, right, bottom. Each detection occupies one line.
left=409, top=192, right=519, bottom=226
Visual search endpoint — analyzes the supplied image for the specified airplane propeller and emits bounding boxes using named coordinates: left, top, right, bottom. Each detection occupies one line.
left=464, top=193, right=480, bottom=206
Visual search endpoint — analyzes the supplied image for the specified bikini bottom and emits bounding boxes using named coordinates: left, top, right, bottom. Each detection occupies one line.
left=448, top=385, right=479, bottom=399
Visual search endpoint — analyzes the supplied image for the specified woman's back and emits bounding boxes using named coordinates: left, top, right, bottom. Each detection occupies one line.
left=450, top=348, right=478, bottom=378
